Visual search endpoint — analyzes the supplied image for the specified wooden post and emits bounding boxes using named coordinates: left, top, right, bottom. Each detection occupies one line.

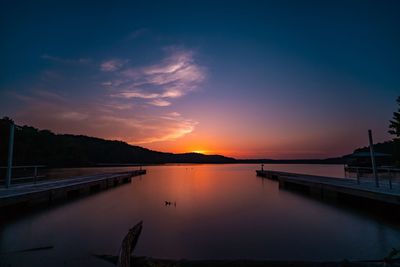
left=368, top=129, right=379, bottom=187
left=34, top=166, right=38, bottom=184
left=5, top=123, right=15, bottom=188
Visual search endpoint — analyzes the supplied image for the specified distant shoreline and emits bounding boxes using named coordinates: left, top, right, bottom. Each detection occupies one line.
left=1, top=117, right=381, bottom=168
left=51, top=160, right=346, bottom=168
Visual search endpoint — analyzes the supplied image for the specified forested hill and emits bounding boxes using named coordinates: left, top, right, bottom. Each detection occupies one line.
left=1, top=117, right=398, bottom=167
left=353, top=141, right=396, bottom=155
left=0, top=118, right=236, bottom=167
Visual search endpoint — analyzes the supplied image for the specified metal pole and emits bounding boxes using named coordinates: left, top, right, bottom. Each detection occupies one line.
left=368, top=129, right=379, bottom=187
left=5, top=123, right=15, bottom=188
left=356, top=167, right=360, bottom=184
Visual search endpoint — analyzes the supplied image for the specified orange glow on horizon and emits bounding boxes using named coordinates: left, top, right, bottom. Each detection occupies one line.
left=124, top=117, right=359, bottom=159
left=191, top=150, right=209, bottom=154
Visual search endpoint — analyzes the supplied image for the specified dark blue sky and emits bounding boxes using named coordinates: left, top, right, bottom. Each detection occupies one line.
left=1, top=1, right=399, bottom=158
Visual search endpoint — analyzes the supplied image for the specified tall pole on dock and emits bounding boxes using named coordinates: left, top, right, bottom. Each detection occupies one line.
left=5, top=122, right=15, bottom=188
left=368, top=129, right=379, bottom=187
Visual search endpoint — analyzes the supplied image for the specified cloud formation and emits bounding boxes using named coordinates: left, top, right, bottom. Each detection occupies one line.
left=10, top=48, right=205, bottom=146
left=13, top=90, right=197, bottom=145
left=105, top=49, right=206, bottom=106
left=148, top=99, right=171, bottom=107
left=100, top=59, right=127, bottom=72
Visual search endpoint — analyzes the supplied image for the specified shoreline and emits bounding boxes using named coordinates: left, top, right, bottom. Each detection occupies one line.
left=96, top=256, right=396, bottom=267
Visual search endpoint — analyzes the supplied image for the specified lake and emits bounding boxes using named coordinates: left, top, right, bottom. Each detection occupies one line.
left=1, top=164, right=399, bottom=266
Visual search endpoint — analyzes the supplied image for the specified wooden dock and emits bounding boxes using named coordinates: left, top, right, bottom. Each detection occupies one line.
left=256, top=170, right=400, bottom=206
left=0, top=170, right=146, bottom=210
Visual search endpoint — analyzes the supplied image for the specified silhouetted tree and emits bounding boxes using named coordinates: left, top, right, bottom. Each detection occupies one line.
left=389, top=96, right=400, bottom=139
left=0, top=117, right=14, bottom=166
left=0, top=117, right=236, bottom=167
left=388, top=96, right=400, bottom=165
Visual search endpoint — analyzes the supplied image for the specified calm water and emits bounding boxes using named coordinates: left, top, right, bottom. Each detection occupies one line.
left=1, top=164, right=399, bottom=266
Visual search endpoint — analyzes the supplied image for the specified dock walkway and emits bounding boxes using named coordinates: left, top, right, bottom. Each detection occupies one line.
left=256, top=170, right=400, bottom=206
left=0, top=170, right=146, bottom=210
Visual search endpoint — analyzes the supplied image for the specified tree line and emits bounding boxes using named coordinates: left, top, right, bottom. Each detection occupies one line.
left=0, top=117, right=235, bottom=167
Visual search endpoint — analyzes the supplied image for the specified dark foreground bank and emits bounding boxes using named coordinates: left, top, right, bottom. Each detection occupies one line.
left=95, top=219, right=400, bottom=267
left=97, top=256, right=399, bottom=267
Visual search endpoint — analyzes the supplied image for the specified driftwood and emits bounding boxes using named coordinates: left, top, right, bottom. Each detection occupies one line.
left=117, top=221, right=143, bottom=267
left=95, top=221, right=143, bottom=267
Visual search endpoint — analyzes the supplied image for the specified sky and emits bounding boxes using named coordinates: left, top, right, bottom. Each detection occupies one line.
left=0, top=1, right=399, bottom=159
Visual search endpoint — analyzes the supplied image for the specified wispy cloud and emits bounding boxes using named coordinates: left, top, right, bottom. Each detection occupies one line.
left=59, top=111, right=89, bottom=121
left=167, top=112, right=181, bottom=117
left=13, top=90, right=196, bottom=144
left=12, top=47, right=205, bottom=146
left=115, top=90, right=160, bottom=99
left=148, top=99, right=171, bottom=107
left=100, top=59, right=127, bottom=72
left=41, top=54, right=91, bottom=64
left=105, top=48, right=206, bottom=106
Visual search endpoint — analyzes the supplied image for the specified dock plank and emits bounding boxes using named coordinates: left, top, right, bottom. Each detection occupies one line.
left=256, top=170, right=400, bottom=206
left=0, top=170, right=146, bottom=209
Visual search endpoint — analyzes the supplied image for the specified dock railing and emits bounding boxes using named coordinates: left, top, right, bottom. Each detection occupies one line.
left=344, top=165, right=400, bottom=189
left=0, top=165, right=46, bottom=187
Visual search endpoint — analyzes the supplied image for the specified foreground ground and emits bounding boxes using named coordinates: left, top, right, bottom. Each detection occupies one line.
left=95, top=255, right=400, bottom=267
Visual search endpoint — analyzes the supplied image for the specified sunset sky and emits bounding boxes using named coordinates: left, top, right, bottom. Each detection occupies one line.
left=1, top=1, right=399, bottom=159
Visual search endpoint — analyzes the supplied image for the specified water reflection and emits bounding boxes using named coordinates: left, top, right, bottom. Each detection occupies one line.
left=1, top=164, right=399, bottom=267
